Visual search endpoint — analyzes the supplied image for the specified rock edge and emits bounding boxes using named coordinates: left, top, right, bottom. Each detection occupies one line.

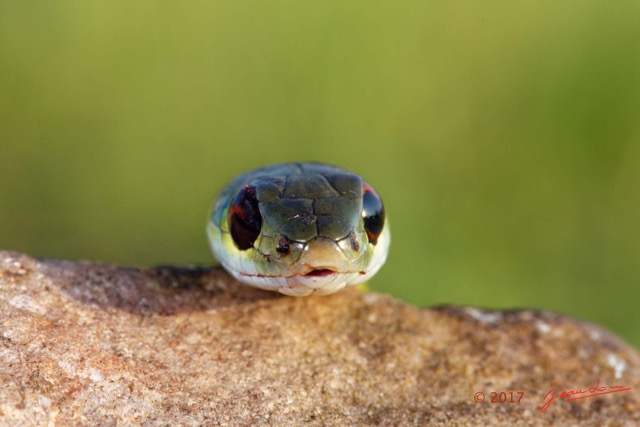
left=0, top=251, right=638, bottom=426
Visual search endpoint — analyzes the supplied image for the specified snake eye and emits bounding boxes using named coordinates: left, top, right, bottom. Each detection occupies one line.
left=228, top=185, right=262, bottom=250
left=362, top=183, right=385, bottom=245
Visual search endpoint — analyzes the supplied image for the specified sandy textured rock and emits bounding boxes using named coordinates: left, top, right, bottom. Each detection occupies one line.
left=0, top=251, right=638, bottom=426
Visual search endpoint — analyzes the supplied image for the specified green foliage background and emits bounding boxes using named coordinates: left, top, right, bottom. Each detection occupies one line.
left=1, top=2, right=639, bottom=346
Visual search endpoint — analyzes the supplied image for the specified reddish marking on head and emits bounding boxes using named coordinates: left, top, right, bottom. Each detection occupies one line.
left=363, top=183, right=380, bottom=199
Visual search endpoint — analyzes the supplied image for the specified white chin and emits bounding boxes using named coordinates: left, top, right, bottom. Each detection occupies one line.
left=228, top=270, right=367, bottom=296
left=222, top=225, right=390, bottom=297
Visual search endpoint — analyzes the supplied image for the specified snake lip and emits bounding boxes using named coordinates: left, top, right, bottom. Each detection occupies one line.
left=304, top=269, right=336, bottom=277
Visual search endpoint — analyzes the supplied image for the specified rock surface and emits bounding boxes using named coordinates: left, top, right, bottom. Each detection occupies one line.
left=0, top=251, right=638, bottom=426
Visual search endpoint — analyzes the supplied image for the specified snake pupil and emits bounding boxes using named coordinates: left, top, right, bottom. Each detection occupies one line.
left=228, top=185, right=262, bottom=250
left=362, top=183, right=385, bottom=245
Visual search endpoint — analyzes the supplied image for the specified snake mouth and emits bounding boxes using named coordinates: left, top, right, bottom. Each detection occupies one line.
left=237, top=268, right=339, bottom=279
left=304, top=268, right=336, bottom=277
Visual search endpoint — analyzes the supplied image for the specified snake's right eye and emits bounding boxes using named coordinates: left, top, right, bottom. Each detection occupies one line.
left=228, top=185, right=262, bottom=250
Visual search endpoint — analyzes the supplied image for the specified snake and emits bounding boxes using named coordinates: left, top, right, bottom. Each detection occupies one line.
left=207, top=162, right=390, bottom=296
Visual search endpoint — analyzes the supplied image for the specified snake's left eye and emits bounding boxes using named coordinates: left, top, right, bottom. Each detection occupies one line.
left=228, top=185, right=262, bottom=250
left=362, top=183, right=385, bottom=245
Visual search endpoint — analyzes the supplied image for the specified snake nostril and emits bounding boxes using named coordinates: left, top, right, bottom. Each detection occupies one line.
left=276, top=236, right=291, bottom=255
left=349, top=232, right=360, bottom=251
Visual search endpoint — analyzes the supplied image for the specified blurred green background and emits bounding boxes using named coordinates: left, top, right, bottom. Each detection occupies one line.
left=1, top=2, right=639, bottom=346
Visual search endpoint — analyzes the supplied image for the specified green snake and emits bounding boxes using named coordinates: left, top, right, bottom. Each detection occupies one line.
left=207, top=162, right=390, bottom=296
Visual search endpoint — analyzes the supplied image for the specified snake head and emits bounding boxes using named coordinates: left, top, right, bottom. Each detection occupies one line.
left=208, top=163, right=390, bottom=296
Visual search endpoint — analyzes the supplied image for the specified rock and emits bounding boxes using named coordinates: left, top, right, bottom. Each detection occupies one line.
left=0, top=251, right=638, bottom=426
